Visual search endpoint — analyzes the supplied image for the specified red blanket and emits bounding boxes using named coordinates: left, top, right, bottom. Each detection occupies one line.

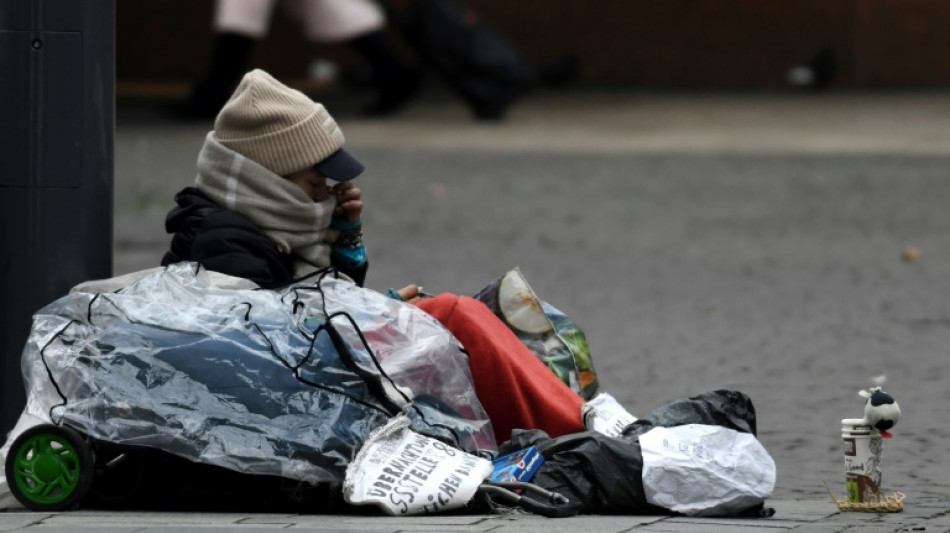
left=417, top=293, right=585, bottom=444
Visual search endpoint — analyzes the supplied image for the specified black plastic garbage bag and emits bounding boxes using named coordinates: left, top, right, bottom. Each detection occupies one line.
left=500, top=427, right=658, bottom=515
left=499, top=390, right=775, bottom=516
left=643, top=390, right=757, bottom=435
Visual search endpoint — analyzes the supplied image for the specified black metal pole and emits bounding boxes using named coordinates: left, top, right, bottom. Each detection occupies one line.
left=0, top=1, right=115, bottom=437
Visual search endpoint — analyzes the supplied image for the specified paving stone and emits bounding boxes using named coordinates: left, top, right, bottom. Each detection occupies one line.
left=626, top=520, right=797, bottom=532
left=38, top=511, right=246, bottom=526
left=4, top=529, right=143, bottom=533
left=0, top=513, right=49, bottom=532
left=278, top=515, right=499, bottom=530
left=142, top=529, right=337, bottom=533
left=477, top=514, right=663, bottom=532
left=768, top=500, right=840, bottom=521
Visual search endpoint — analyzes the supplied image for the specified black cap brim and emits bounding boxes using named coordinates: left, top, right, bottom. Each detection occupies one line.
left=314, top=148, right=364, bottom=181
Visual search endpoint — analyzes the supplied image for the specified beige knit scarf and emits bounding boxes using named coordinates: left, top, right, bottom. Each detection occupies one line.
left=194, top=132, right=338, bottom=278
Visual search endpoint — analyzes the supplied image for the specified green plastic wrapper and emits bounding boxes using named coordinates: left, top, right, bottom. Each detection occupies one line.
left=474, top=268, right=599, bottom=400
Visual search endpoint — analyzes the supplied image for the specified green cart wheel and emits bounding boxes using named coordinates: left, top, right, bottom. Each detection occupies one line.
left=4, top=424, right=94, bottom=511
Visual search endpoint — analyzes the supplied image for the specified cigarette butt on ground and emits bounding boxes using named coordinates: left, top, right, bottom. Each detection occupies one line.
left=901, top=246, right=922, bottom=262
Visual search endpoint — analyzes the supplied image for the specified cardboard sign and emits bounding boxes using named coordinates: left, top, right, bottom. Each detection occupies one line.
left=344, top=416, right=492, bottom=515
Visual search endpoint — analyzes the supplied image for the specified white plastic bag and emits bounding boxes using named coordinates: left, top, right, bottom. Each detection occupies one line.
left=639, top=424, right=776, bottom=516
left=582, top=392, right=638, bottom=438
left=343, top=416, right=492, bottom=515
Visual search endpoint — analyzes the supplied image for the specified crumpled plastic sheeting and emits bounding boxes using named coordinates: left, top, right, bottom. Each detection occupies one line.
left=640, top=424, right=775, bottom=516
left=498, top=390, right=773, bottom=516
left=15, top=263, right=496, bottom=488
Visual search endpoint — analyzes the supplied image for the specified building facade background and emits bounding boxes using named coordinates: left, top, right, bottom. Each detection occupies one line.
left=116, top=0, right=950, bottom=93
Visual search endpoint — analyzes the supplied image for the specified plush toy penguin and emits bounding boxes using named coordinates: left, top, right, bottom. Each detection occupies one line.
left=860, top=384, right=900, bottom=438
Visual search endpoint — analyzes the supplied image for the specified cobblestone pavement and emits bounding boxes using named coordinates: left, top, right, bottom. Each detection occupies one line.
left=6, top=89, right=950, bottom=532
left=1, top=499, right=948, bottom=532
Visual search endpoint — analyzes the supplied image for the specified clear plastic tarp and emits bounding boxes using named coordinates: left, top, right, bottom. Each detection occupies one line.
left=15, top=263, right=496, bottom=486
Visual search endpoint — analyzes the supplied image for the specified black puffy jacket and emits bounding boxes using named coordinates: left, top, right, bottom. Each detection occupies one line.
left=162, top=187, right=367, bottom=288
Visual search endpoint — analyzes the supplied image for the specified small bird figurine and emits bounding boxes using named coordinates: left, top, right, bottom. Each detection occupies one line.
left=860, top=379, right=900, bottom=438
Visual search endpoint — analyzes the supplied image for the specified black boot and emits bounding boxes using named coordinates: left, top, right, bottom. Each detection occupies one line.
left=181, top=33, right=258, bottom=119
left=350, top=30, right=422, bottom=117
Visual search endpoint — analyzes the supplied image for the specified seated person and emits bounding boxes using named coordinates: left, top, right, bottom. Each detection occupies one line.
left=162, top=69, right=585, bottom=444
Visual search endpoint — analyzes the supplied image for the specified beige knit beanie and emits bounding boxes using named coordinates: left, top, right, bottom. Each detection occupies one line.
left=214, top=69, right=362, bottom=179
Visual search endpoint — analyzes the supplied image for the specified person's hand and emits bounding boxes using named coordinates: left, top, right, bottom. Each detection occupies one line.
left=396, top=284, right=422, bottom=304
left=332, top=182, right=362, bottom=222
left=386, top=285, right=435, bottom=304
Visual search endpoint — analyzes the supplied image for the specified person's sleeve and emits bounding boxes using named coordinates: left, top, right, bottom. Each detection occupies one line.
left=332, top=256, right=368, bottom=287
left=331, top=217, right=368, bottom=287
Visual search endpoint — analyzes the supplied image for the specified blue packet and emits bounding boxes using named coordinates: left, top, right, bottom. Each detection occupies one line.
left=489, top=446, right=543, bottom=483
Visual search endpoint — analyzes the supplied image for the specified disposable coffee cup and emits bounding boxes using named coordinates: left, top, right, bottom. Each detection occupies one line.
left=841, top=418, right=883, bottom=503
